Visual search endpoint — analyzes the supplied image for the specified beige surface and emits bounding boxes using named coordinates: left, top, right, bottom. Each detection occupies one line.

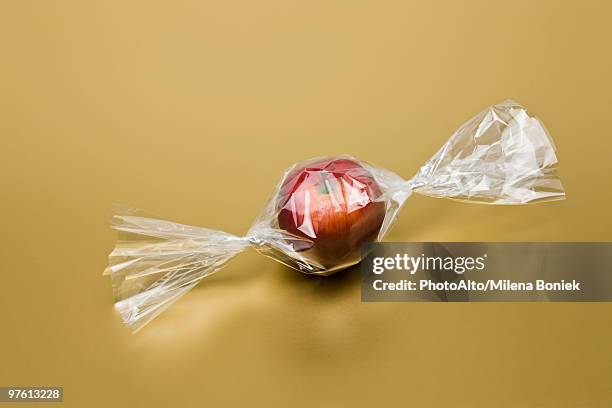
left=1, top=1, right=611, bottom=407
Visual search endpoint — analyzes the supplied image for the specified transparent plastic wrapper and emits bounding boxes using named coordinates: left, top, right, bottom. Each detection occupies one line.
left=104, top=100, right=565, bottom=332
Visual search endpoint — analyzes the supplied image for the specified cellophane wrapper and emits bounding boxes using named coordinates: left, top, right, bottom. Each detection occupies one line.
left=104, top=100, right=565, bottom=332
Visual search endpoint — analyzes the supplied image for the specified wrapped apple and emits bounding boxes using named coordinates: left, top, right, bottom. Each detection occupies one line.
left=104, top=100, right=565, bottom=331
left=276, top=158, right=386, bottom=270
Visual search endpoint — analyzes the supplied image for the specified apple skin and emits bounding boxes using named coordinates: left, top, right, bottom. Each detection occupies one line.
left=277, top=158, right=386, bottom=269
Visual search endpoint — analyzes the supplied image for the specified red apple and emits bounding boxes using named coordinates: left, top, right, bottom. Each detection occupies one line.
left=277, top=158, right=386, bottom=269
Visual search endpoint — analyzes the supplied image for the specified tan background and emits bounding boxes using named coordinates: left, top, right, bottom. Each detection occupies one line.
left=1, top=1, right=611, bottom=407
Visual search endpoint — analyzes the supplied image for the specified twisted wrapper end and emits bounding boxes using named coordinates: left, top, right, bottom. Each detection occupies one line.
left=410, top=100, right=565, bottom=204
left=105, top=211, right=250, bottom=332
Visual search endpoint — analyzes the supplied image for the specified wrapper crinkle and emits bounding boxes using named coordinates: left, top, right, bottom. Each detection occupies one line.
left=104, top=100, right=565, bottom=332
